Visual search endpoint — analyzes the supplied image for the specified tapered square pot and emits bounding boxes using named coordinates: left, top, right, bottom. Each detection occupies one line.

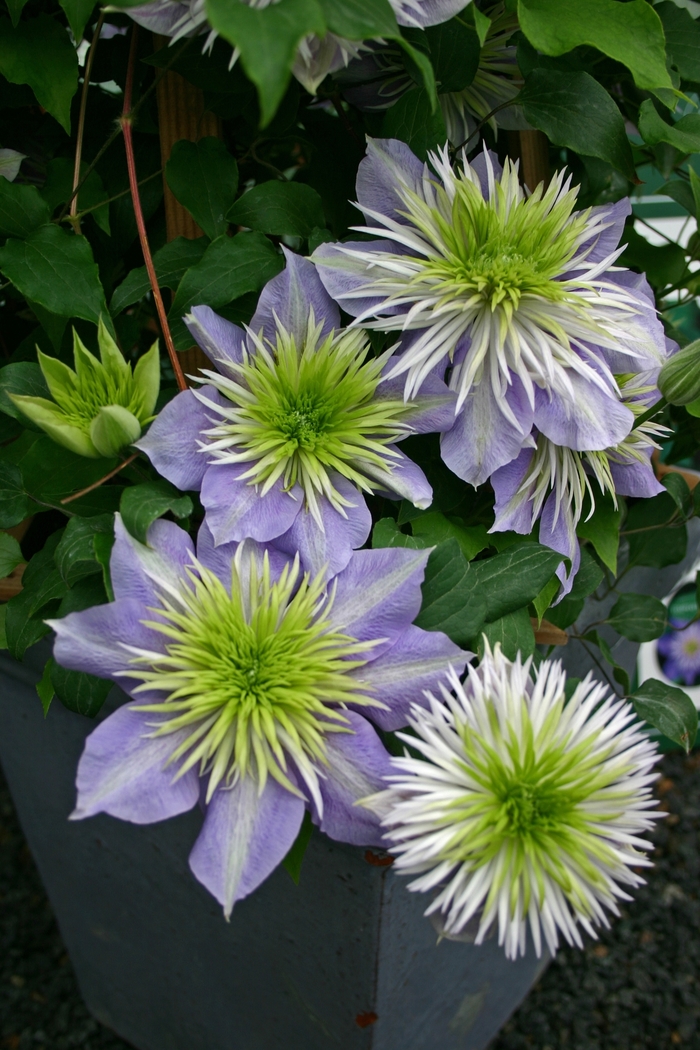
left=0, top=641, right=547, bottom=1050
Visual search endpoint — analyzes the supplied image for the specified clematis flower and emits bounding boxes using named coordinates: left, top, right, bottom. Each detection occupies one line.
left=337, top=6, right=527, bottom=147
left=490, top=375, right=668, bottom=585
left=10, top=318, right=159, bottom=459
left=137, top=251, right=456, bottom=577
left=657, top=622, right=700, bottom=687
left=313, top=140, right=670, bottom=487
left=365, top=644, right=661, bottom=959
left=122, top=0, right=468, bottom=95
left=49, top=515, right=468, bottom=916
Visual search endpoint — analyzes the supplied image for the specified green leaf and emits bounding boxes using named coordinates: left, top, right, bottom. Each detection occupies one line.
left=228, top=181, right=324, bottom=237
left=36, top=658, right=55, bottom=715
left=0, top=15, right=79, bottom=132
left=93, top=530, right=115, bottom=602
left=631, top=678, right=698, bottom=752
left=58, top=0, right=96, bottom=43
left=656, top=1, right=700, bottom=83
left=531, top=573, right=560, bottom=624
left=663, top=472, right=692, bottom=515
left=480, top=607, right=535, bottom=662
left=166, top=138, right=239, bottom=241
left=120, top=481, right=193, bottom=545
left=625, top=491, right=687, bottom=569
left=0, top=225, right=107, bottom=322
left=0, top=461, right=33, bottom=528
left=571, top=547, right=604, bottom=601
left=51, top=661, right=113, bottom=718
left=6, top=0, right=28, bottom=28
left=410, top=511, right=490, bottom=561
left=110, top=236, right=208, bottom=315
left=15, top=434, right=117, bottom=509
left=5, top=532, right=67, bottom=659
left=424, top=17, right=481, bottom=93
left=54, top=513, right=114, bottom=586
left=395, top=38, right=438, bottom=109
left=205, top=0, right=326, bottom=125
left=619, top=226, right=687, bottom=290
left=380, top=86, right=447, bottom=161
left=0, top=179, right=49, bottom=239
left=607, top=592, right=667, bottom=642
left=169, top=232, right=282, bottom=349
left=55, top=573, right=107, bottom=618
left=638, top=100, right=700, bottom=154
left=414, top=538, right=487, bottom=645
left=576, top=493, right=621, bottom=574
left=468, top=542, right=564, bottom=623
left=317, top=0, right=396, bottom=37
left=0, top=362, right=49, bottom=425
left=517, top=0, right=674, bottom=92
left=41, top=157, right=111, bottom=235
left=461, top=3, right=491, bottom=47
left=0, top=605, right=6, bottom=649
left=659, top=178, right=696, bottom=216
left=519, top=70, right=635, bottom=180
left=371, top=517, right=423, bottom=548
left=0, top=531, right=23, bottom=578
left=281, top=811, right=313, bottom=884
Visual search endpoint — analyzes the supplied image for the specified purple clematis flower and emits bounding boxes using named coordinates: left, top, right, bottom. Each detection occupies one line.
left=48, top=515, right=468, bottom=917
left=312, top=139, right=671, bottom=488
left=489, top=375, right=667, bottom=591
left=137, top=250, right=456, bottom=578
left=658, top=621, right=700, bottom=687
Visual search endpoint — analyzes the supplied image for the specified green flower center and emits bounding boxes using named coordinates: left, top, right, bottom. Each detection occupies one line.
left=201, top=318, right=413, bottom=520
left=125, top=553, right=378, bottom=800
left=400, top=163, right=592, bottom=313
left=499, top=779, right=571, bottom=836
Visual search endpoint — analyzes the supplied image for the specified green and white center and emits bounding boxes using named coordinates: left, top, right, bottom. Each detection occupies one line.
left=369, top=646, right=660, bottom=958
left=123, top=548, right=379, bottom=806
left=195, top=315, right=414, bottom=523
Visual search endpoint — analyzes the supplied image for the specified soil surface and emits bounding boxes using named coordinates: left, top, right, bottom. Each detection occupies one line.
left=1, top=752, right=699, bottom=1050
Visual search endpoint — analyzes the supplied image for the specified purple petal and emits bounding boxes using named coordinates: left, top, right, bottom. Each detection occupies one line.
left=185, top=306, right=247, bottom=379
left=540, top=491, right=580, bottom=597
left=577, top=198, right=630, bottom=265
left=441, top=374, right=534, bottom=486
left=609, top=454, right=665, bottom=498
left=328, top=547, right=430, bottom=653
left=250, top=248, right=339, bottom=346
left=136, top=387, right=228, bottom=491
left=201, top=462, right=303, bottom=545
left=110, top=514, right=195, bottom=605
left=71, top=704, right=199, bottom=824
left=363, top=445, right=433, bottom=508
left=470, top=147, right=504, bottom=198
left=310, top=712, right=392, bottom=847
left=124, top=0, right=192, bottom=35
left=50, top=599, right=164, bottom=683
left=272, top=474, right=371, bottom=578
left=189, top=775, right=304, bottom=917
left=195, top=521, right=293, bottom=586
left=534, top=378, right=633, bottom=451
left=356, top=137, right=426, bottom=224
left=596, top=272, right=668, bottom=372
left=350, top=625, right=469, bottom=731
left=399, top=0, right=474, bottom=27
left=378, top=359, right=457, bottom=433
left=312, top=239, right=404, bottom=318
left=490, top=448, right=537, bottom=536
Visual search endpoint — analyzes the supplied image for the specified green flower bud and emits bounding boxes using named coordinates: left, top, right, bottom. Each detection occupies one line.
left=658, top=340, right=700, bottom=406
left=9, top=317, right=160, bottom=458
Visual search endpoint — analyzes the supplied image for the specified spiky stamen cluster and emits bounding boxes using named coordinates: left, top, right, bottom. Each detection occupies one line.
left=369, top=648, right=660, bottom=959
left=122, top=550, right=379, bottom=808
left=343, top=150, right=648, bottom=409
left=195, top=314, right=414, bottom=524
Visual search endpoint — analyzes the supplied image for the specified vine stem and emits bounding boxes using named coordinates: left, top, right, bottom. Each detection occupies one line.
left=70, top=11, right=106, bottom=234
left=60, top=452, right=139, bottom=505
left=120, top=26, right=187, bottom=393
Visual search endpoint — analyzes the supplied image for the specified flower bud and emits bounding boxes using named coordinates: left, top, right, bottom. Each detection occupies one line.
left=658, top=340, right=700, bottom=406
left=9, top=318, right=160, bottom=458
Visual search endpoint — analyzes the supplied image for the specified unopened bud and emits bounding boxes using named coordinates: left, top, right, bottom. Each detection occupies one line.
left=658, top=340, right=700, bottom=406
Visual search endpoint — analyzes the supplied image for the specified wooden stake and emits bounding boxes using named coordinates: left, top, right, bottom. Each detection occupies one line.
left=153, top=34, right=223, bottom=377
left=507, top=129, right=550, bottom=191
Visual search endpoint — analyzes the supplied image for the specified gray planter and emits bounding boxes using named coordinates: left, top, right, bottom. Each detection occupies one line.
left=0, top=639, right=548, bottom=1050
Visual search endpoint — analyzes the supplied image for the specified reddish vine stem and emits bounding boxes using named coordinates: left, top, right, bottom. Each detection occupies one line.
left=120, top=26, right=187, bottom=392
left=70, top=11, right=106, bottom=233
left=61, top=452, right=139, bottom=505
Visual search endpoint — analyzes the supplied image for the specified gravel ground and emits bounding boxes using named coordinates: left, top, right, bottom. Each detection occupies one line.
left=1, top=754, right=699, bottom=1050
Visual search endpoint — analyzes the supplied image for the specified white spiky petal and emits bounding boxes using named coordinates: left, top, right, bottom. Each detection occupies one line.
left=367, top=644, right=661, bottom=960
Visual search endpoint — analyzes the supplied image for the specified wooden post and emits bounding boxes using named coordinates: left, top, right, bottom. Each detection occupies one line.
left=153, top=35, right=223, bottom=376
left=507, top=129, right=550, bottom=191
